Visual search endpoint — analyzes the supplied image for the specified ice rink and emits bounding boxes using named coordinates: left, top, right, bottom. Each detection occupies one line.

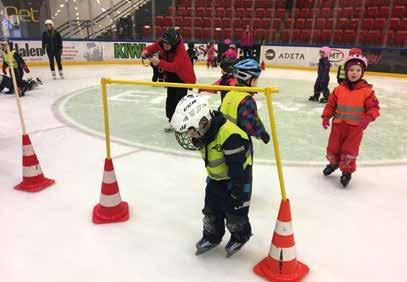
left=1, top=64, right=407, bottom=282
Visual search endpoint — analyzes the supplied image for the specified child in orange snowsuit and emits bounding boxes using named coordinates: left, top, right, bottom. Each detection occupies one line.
left=321, top=54, right=380, bottom=187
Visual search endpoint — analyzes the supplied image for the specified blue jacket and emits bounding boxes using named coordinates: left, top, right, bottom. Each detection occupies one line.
left=317, top=57, right=331, bottom=82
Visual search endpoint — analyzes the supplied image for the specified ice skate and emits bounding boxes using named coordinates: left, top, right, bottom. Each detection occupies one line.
left=195, top=237, right=219, bottom=256
left=308, top=95, right=319, bottom=101
left=52, top=71, right=56, bottom=80
left=164, top=124, right=174, bottom=133
left=340, top=173, right=352, bottom=187
left=319, top=97, right=328, bottom=103
left=225, top=237, right=250, bottom=258
left=323, top=164, right=339, bottom=176
left=36, top=77, right=43, bottom=85
left=59, top=70, right=64, bottom=79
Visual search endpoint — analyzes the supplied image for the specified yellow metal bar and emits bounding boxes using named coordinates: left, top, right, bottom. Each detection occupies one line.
left=101, top=78, right=111, bottom=159
left=105, top=78, right=279, bottom=94
left=264, top=87, right=287, bottom=200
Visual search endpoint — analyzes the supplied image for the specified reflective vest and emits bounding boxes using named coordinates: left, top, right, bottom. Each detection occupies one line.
left=3, top=49, right=17, bottom=68
left=333, top=84, right=373, bottom=125
left=220, top=90, right=251, bottom=124
left=338, top=63, right=345, bottom=81
left=200, top=120, right=252, bottom=180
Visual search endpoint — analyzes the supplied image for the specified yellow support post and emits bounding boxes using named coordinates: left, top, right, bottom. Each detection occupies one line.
left=264, top=87, right=287, bottom=200
left=101, top=78, right=111, bottom=160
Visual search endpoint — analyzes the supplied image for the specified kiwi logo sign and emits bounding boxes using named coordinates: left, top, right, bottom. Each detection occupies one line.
left=265, top=49, right=276, bottom=61
left=329, top=49, right=345, bottom=62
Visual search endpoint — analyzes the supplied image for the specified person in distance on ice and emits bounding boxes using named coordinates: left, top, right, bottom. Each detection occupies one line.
left=337, top=48, right=363, bottom=84
left=1, top=40, right=30, bottom=97
left=309, top=46, right=331, bottom=103
left=141, top=28, right=196, bottom=132
left=321, top=54, right=380, bottom=187
left=42, top=19, right=64, bottom=80
left=171, top=94, right=253, bottom=257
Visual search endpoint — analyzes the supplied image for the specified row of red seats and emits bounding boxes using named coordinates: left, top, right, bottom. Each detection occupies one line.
left=169, top=6, right=406, bottom=20
left=176, top=0, right=282, bottom=8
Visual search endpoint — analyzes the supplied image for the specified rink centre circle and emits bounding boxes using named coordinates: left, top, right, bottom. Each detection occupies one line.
left=57, top=76, right=407, bottom=165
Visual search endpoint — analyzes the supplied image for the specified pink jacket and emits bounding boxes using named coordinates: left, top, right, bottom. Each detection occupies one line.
left=205, top=46, right=217, bottom=60
left=240, top=31, right=253, bottom=47
left=222, top=48, right=238, bottom=59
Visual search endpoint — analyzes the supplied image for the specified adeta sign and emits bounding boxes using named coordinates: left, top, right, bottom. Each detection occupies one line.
left=278, top=52, right=305, bottom=60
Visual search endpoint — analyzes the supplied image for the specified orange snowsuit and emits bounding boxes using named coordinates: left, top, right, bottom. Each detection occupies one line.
left=322, top=80, right=380, bottom=173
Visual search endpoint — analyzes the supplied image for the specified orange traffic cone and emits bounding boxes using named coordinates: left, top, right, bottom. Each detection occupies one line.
left=254, top=199, right=309, bottom=282
left=15, top=134, right=55, bottom=192
left=261, top=61, right=266, bottom=70
left=92, top=158, right=129, bottom=224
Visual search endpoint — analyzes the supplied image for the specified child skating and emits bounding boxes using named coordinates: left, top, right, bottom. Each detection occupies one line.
left=309, top=46, right=331, bottom=103
left=321, top=54, right=380, bottom=187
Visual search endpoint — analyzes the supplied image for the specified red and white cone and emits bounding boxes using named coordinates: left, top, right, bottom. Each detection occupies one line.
left=254, top=199, right=309, bottom=282
left=92, top=158, right=129, bottom=224
left=15, top=134, right=55, bottom=192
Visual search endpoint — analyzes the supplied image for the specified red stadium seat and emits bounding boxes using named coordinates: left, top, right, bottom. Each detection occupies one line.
left=295, top=19, right=305, bottom=29
left=395, top=0, right=407, bottom=5
left=196, top=7, right=205, bottom=17
left=333, top=8, right=341, bottom=17
left=337, top=18, right=349, bottom=30
left=242, top=18, right=251, bottom=27
left=214, top=29, right=223, bottom=41
left=326, top=19, right=334, bottom=29
left=235, top=8, right=244, bottom=18
left=378, top=7, right=390, bottom=18
left=365, top=0, right=378, bottom=6
left=215, top=7, right=225, bottom=17
left=168, top=6, right=176, bottom=16
left=301, top=29, right=312, bottom=43
left=276, top=9, right=285, bottom=18
left=257, top=0, right=272, bottom=8
left=395, top=31, right=407, bottom=46
left=322, top=0, right=332, bottom=8
left=305, top=19, right=313, bottom=29
left=174, top=16, right=183, bottom=27
left=384, top=30, right=394, bottom=46
left=254, top=18, right=263, bottom=28
left=287, top=8, right=300, bottom=18
left=321, top=8, right=331, bottom=18
left=234, top=0, right=243, bottom=8
left=292, top=29, right=301, bottom=42
left=185, top=7, right=193, bottom=16
left=184, top=17, right=192, bottom=27
left=367, top=30, right=382, bottom=45
left=246, top=8, right=254, bottom=17
left=311, top=8, right=320, bottom=17
left=340, top=7, right=353, bottom=18
left=194, top=28, right=202, bottom=41
left=256, top=8, right=265, bottom=18
left=353, top=0, right=363, bottom=6
left=205, top=8, right=214, bottom=17
left=164, top=16, right=173, bottom=27
left=392, top=6, right=406, bottom=18
left=243, top=0, right=252, bottom=8
left=358, top=30, right=369, bottom=45
left=332, top=30, right=343, bottom=44
left=255, top=29, right=266, bottom=41
left=196, top=0, right=205, bottom=7
left=268, top=29, right=277, bottom=41
left=299, top=8, right=309, bottom=18
left=156, top=16, right=164, bottom=26
left=350, top=18, right=360, bottom=30
left=312, top=29, right=321, bottom=43
left=234, top=29, right=243, bottom=41
left=265, top=8, right=274, bottom=18
left=389, top=18, right=400, bottom=30
left=361, top=18, right=374, bottom=29
left=343, top=0, right=353, bottom=7
left=223, top=18, right=232, bottom=28
left=214, top=18, right=222, bottom=28
left=315, top=18, right=326, bottom=29
left=193, top=18, right=202, bottom=27
left=225, top=8, right=233, bottom=17
left=365, top=7, right=378, bottom=18
left=373, top=18, right=386, bottom=30
left=343, top=30, right=356, bottom=44
left=233, top=18, right=241, bottom=28
left=353, top=7, right=363, bottom=18
left=321, top=30, right=332, bottom=43
left=203, top=17, right=212, bottom=28
left=280, top=29, right=290, bottom=42
left=401, top=18, right=407, bottom=30
left=261, top=19, right=271, bottom=29
left=176, top=7, right=185, bottom=16
left=377, top=0, right=390, bottom=5
left=181, top=27, right=191, bottom=40
left=202, top=28, right=211, bottom=41
left=224, top=28, right=232, bottom=39
left=284, top=18, right=293, bottom=29
left=272, top=19, right=282, bottom=30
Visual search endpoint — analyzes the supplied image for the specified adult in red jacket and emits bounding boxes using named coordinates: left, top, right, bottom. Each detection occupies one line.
left=142, top=28, right=196, bottom=132
left=321, top=54, right=380, bottom=187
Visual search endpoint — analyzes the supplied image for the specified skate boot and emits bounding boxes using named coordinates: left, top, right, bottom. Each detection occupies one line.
left=340, top=173, right=352, bottom=188
left=59, top=70, right=64, bottom=79
left=323, top=164, right=339, bottom=176
left=164, top=124, right=174, bottom=133
left=195, top=237, right=219, bottom=256
left=52, top=71, right=56, bottom=80
left=225, top=236, right=251, bottom=258
left=319, top=97, right=328, bottom=103
left=36, top=77, right=43, bottom=85
left=308, top=95, right=319, bottom=101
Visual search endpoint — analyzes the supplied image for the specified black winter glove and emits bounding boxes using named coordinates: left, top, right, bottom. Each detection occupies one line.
left=261, top=131, right=270, bottom=144
left=230, top=184, right=244, bottom=208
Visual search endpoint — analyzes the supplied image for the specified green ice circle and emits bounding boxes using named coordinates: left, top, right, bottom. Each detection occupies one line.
left=57, top=77, right=407, bottom=165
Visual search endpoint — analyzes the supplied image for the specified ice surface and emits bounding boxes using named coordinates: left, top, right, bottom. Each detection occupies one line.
left=1, top=65, right=406, bottom=282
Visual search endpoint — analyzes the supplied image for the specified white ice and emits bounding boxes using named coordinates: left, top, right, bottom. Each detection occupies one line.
left=1, top=65, right=406, bottom=282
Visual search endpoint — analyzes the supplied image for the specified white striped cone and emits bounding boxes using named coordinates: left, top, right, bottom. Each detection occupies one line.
left=254, top=199, right=309, bottom=282
left=92, top=158, right=129, bottom=224
left=15, top=134, right=55, bottom=192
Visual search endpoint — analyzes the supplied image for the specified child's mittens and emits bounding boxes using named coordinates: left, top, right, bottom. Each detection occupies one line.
left=22, top=65, right=30, bottom=73
left=322, top=117, right=331, bottom=129
left=358, top=115, right=373, bottom=130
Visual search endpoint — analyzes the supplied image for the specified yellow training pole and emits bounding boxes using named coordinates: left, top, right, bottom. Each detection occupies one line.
left=4, top=42, right=27, bottom=134
left=264, top=87, right=287, bottom=200
left=101, top=78, right=111, bottom=159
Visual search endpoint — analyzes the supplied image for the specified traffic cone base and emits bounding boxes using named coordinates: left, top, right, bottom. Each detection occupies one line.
left=15, top=177, right=55, bottom=192
left=254, top=257, right=309, bottom=282
left=92, top=201, right=129, bottom=224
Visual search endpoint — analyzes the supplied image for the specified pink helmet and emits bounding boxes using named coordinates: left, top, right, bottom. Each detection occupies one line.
left=224, top=39, right=232, bottom=45
left=320, top=46, right=331, bottom=57
left=344, top=54, right=368, bottom=69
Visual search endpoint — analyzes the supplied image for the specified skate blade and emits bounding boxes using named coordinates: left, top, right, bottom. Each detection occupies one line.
left=195, top=244, right=218, bottom=256
left=225, top=249, right=240, bottom=258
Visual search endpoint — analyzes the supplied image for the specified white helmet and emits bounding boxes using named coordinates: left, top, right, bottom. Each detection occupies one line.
left=45, top=19, right=54, bottom=26
left=171, top=94, right=212, bottom=150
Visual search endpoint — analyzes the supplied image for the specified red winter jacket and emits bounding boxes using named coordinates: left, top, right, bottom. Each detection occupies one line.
left=142, top=38, right=196, bottom=84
